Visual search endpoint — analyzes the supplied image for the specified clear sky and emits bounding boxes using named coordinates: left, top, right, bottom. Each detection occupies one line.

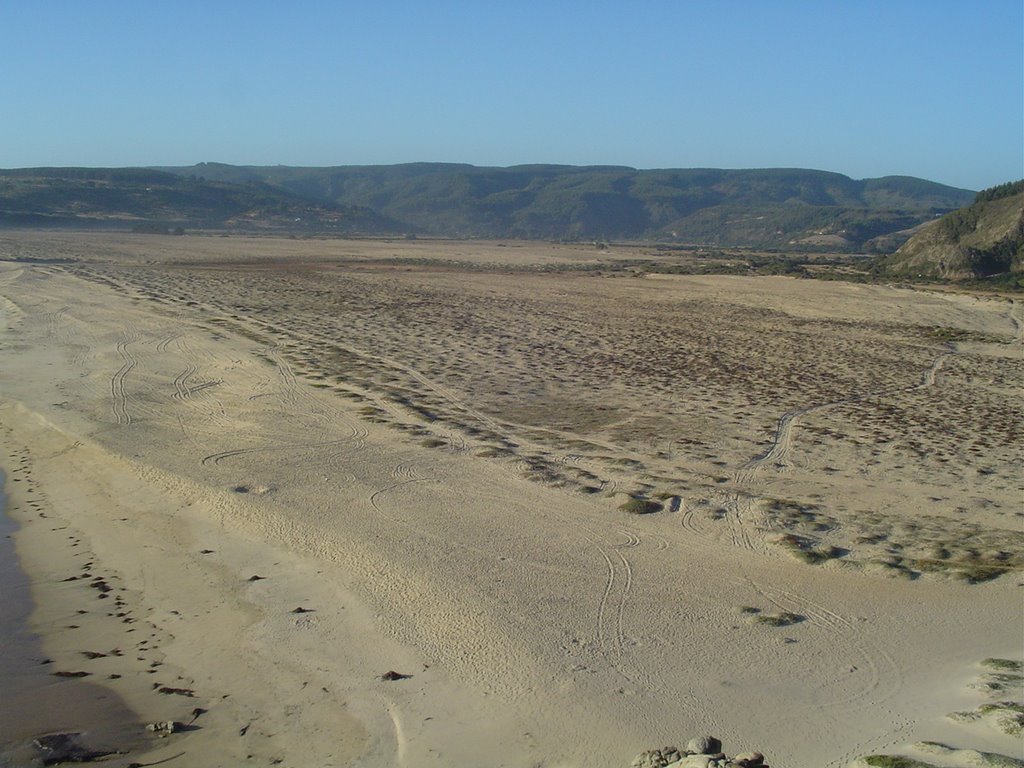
left=1, top=1, right=1020, bottom=190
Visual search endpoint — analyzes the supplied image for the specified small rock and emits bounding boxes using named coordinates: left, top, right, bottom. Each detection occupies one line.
left=632, top=747, right=683, bottom=768
left=733, top=752, right=764, bottom=767
left=686, top=736, right=722, bottom=755
left=669, top=756, right=712, bottom=768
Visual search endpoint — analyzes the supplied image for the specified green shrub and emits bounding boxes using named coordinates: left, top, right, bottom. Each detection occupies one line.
left=982, top=658, right=1023, bottom=672
left=863, top=757, right=937, bottom=768
left=619, top=497, right=662, bottom=515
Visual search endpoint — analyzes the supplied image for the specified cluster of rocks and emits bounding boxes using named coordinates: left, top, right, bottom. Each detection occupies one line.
left=632, top=736, right=768, bottom=768
left=146, top=720, right=186, bottom=737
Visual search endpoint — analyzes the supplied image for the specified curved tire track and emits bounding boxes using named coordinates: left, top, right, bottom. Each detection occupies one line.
left=725, top=348, right=956, bottom=555
left=200, top=438, right=348, bottom=466
left=111, top=334, right=138, bottom=425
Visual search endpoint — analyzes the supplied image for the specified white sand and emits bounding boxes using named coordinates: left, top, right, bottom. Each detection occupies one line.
left=0, top=234, right=1020, bottom=767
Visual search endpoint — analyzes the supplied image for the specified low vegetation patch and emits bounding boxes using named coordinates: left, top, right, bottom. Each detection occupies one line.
left=950, top=701, right=1024, bottom=736
left=861, top=757, right=938, bottom=768
left=982, top=658, right=1023, bottom=672
left=619, top=497, right=663, bottom=515
left=754, top=611, right=805, bottom=627
left=774, top=533, right=845, bottom=565
left=912, top=325, right=1006, bottom=344
left=946, top=657, right=1024, bottom=738
left=475, top=447, right=512, bottom=459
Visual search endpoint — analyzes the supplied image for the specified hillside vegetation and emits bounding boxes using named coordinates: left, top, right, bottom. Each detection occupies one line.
left=879, top=180, right=1024, bottom=281
left=0, top=163, right=974, bottom=249
left=157, top=163, right=973, bottom=250
left=0, top=167, right=396, bottom=233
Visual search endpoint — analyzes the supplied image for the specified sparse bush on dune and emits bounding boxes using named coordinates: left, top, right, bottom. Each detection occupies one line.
left=619, top=497, right=663, bottom=515
left=754, top=611, right=805, bottom=627
left=861, top=756, right=935, bottom=768
left=475, top=446, right=512, bottom=459
left=982, top=659, right=1023, bottom=672
left=773, top=533, right=845, bottom=565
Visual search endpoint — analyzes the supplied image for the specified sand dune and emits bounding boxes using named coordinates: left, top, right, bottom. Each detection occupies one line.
left=0, top=232, right=1020, bottom=767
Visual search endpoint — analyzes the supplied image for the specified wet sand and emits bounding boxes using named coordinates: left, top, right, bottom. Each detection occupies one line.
left=0, top=472, right=149, bottom=767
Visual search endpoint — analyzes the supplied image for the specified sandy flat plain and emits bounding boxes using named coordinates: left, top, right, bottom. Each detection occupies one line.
left=0, top=231, right=1020, bottom=768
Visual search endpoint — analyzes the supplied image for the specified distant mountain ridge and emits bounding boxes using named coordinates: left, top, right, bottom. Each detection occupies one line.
left=154, top=162, right=973, bottom=249
left=0, top=167, right=397, bottom=233
left=0, top=163, right=974, bottom=250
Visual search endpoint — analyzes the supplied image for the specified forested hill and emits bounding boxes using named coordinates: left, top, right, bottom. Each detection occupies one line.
left=0, top=167, right=397, bottom=233
left=156, top=162, right=974, bottom=250
left=0, top=163, right=974, bottom=250
left=877, top=180, right=1024, bottom=280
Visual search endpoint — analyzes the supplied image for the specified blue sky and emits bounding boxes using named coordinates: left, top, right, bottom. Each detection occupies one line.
left=1, top=1, right=1020, bottom=190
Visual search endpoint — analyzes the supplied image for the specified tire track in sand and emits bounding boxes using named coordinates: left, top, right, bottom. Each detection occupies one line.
left=264, top=344, right=368, bottom=444
left=742, top=348, right=953, bottom=478
left=110, top=333, right=138, bottom=425
left=710, top=352, right=941, bottom=751
left=740, top=571, right=909, bottom=757
left=200, top=439, right=350, bottom=466
left=563, top=524, right=657, bottom=694
left=155, top=333, right=182, bottom=353
left=723, top=348, right=955, bottom=555
left=365, top=475, right=661, bottom=702
left=168, top=334, right=232, bottom=429
left=172, top=363, right=200, bottom=400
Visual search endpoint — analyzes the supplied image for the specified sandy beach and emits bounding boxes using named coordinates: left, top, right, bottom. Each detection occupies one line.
left=0, top=231, right=1020, bottom=767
